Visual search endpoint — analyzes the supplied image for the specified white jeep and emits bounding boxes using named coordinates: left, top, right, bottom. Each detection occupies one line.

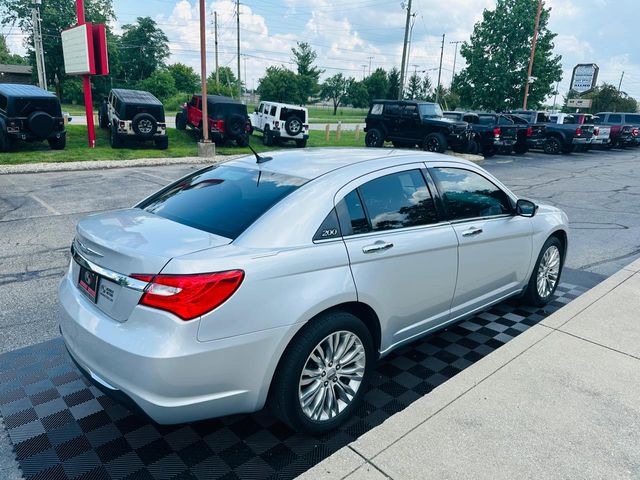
left=249, top=101, right=309, bottom=148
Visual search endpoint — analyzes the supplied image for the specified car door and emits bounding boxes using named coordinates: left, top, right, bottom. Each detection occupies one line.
left=255, top=103, right=264, bottom=130
left=399, top=104, right=422, bottom=141
left=429, top=163, right=533, bottom=319
left=335, top=165, right=459, bottom=353
left=382, top=103, right=401, bottom=138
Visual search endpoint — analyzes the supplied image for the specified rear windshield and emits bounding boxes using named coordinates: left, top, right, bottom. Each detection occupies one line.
left=139, top=165, right=307, bottom=239
left=123, top=104, right=165, bottom=122
left=12, top=97, right=61, bottom=117
left=208, top=102, right=247, bottom=120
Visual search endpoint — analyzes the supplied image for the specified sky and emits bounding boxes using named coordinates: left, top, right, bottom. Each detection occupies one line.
left=5, top=0, right=640, bottom=101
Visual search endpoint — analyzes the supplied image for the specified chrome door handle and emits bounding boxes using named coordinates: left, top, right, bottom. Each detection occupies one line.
left=461, top=227, right=483, bottom=237
left=362, top=241, right=394, bottom=253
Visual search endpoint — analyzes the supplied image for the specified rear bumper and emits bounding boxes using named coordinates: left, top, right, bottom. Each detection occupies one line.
left=8, top=129, right=65, bottom=142
left=526, top=137, right=546, bottom=148
left=572, top=137, right=588, bottom=145
left=271, top=130, right=309, bottom=140
left=494, top=139, right=516, bottom=146
left=58, top=270, right=295, bottom=424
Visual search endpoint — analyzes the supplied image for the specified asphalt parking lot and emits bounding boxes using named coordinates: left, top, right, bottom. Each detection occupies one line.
left=0, top=147, right=639, bottom=479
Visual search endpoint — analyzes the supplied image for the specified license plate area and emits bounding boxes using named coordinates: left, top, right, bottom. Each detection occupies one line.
left=78, top=265, right=100, bottom=303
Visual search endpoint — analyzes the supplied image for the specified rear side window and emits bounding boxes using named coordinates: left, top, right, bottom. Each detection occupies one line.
left=270, top=106, right=277, bottom=116
left=384, top=104, right=401, bottom=116
left=339, top=190, right=370, bottom=235
left=625, top=114, right=640, bottom=123
left=139, top=165, right=307, bottom=239
left=370, top=103, right=383, bottom=115
left=432, top=167, right=512, bottom=220
left=608, top=114, right=622, bottom=123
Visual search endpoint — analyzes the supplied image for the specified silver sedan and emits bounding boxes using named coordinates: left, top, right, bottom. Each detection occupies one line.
left=59, top=148, right=568, bottom=434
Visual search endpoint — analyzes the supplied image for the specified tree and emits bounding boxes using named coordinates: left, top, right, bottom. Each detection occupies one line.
left=0, top=0, right=115, bottom=98
left=345, top=80, right=369, bottom=108
left=208, top=66, right=241, bottom=97
left=256, top=66, right=302, bottom=104
left=422, top=74, right=433, bottom=100
left=0, top=35, right=25, bottom=64
left=406, top=72, right=422, bottom=100
left=320, top=73, right=350, bottom=115
left=364, top=68, right=389, bottom=103
left=137, top=69, right=177, bottom=101
left=387, top=67, right=400, bottom=99
left=167, top=63, right=200, bottom=93
left=564, top=83, right=638, bottom=114
left=291, top=42, right=323, bottom=103
left=456, top=0, right=562, bottom=111
left=119, top=17, right=169, bottom=82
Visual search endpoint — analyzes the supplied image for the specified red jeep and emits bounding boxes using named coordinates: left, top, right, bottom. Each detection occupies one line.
left=176, top=94, right=250, bottom=146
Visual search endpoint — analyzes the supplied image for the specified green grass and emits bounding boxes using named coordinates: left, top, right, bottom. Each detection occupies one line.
left=0, top=125, right=365, bottom=165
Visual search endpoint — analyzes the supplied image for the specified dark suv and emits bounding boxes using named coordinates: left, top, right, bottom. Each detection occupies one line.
left=99, top=89, right=168, bottom=149
left=176, top=94, right=250, bottom=146
left=364, top=100, right=472, bottom=153
left=0, top=84, right=66, bottom=152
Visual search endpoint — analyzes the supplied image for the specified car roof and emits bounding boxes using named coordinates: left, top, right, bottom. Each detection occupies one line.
left=226, top=148, right=478, bottom=181
left=0, top=84, right=56, bottom=98
left=260, top=101, right=307, bottom=110
left=195, top=94, right=243, bottom=105
left=111, top=89, right=162, bottom=105
left=371, top=99, right=435, bottom=105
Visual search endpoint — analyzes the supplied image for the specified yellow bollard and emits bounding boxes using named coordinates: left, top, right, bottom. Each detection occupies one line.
left=355, top=124, right=360, bottom=141
left=336, top=122, right=342, bottom=142
left=325, top=124, right=330, bottom=142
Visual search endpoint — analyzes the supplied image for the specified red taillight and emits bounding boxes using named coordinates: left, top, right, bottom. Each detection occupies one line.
left=633, top=128, right=639, bottom=137
left=304, top=124, right=309, bottom=130
left=131, top=270, right=244, bottom=321
left=526, top=127, right=533, bottom=137
left=274, top=121, right=280, bottom=129
left=575, top=127, right=582, bottom=137
left=493, top=127, right=501, bottom=138
left=594, top=127, right=599, bottom=136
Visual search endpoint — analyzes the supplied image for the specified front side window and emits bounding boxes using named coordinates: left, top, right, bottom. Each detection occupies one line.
left=358, top=170, right=438, bottom=232
left=258, top=103, right=264, bottom=113
left=139, top=165, right=307, bottom=239
left=402, top=104, right=418, bottom=116
left=432, top=167, right=512, bottom=220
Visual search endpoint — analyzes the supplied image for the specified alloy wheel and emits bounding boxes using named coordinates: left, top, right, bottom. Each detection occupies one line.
left=289, top=119, right=301, bottom=135
left=298, top=331, right=366, bottom=422
left=536, top=245, right=560, bottom=298
left=139, top=119, right=154, bottom=134
left=426, top=137, right=440, bottom=152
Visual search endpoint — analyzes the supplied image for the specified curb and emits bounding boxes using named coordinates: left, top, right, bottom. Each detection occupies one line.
left=0, top=155, right=240, bottom=175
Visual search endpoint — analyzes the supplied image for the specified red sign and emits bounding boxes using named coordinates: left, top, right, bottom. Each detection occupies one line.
left=92, top=24, right=109, bottom=76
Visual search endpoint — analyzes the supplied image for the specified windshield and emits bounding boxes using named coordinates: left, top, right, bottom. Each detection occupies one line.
left=418, top=103, right=443, bottom=118
left=139, top=165, right=307, bottom=239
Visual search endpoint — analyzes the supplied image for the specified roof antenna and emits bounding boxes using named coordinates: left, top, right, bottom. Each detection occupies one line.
left=247, top=143, right=272, bottom=164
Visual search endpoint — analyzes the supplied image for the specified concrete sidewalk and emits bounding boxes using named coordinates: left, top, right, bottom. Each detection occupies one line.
left=302, top=259, right=640, bottom=479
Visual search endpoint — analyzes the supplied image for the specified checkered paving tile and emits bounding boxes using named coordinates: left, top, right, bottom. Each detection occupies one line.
left=0, top=284, right=586, bottom=479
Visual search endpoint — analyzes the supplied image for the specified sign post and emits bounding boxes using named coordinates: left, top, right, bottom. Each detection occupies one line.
left=76, top=1, right=94, bottom=148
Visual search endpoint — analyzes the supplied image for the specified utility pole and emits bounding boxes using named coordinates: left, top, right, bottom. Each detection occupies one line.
left=214, top=11, right=219, bottom=90
left=236, top=0, right=241, bottom=100
left=435, top=33, right=445, bottom=105
left=398, top=0, right=412, bottom=99
left=450, top=40, right=462, bottom=86
left=368, top=56, right=373, bottom=76
left=403, top=13, right=417, bottom=94
left=244, top=57, right=247, bottom=95
left=32, top=0, right=47, bottom=90
left=523, top=0, right=543, bottom=110
left=552, top=81, right=559, bottom=111
left=361, top=65, right=367, bottom=80
left=199, top=0, right=209, bottom=142
left=618, top=71, right=625, bottom=91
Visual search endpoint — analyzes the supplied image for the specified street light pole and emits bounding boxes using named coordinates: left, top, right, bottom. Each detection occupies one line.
left=523, top=0, right=543, bottom=110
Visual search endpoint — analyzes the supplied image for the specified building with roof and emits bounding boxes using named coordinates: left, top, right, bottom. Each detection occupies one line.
left=0, top=64, right=33, bottom=85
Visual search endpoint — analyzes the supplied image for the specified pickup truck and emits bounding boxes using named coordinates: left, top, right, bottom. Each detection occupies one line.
left=501, top=113, right=546, bottom=153
left=510, top=110, right=595, bottom=154
left=594, top=112, right=640, bottom=148
left=548, top=113, right=610, bottom=151
left=443, top=111, right=518, bottom=157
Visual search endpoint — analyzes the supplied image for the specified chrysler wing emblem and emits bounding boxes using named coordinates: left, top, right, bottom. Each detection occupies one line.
left=76, top=239, right=104, bottom=258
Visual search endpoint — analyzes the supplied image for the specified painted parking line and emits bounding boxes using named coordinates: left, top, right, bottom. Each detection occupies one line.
left=28, top=195, right=61, bottom=216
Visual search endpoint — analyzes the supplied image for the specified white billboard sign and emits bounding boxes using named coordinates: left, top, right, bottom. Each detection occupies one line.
left=567, top=98, right=592, bottom=108
left=61, top=24, right=94, bottom=75
left=570, top=64, right=599, bottom=93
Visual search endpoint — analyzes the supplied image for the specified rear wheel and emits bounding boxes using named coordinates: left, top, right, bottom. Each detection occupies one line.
left=98, top=104, right=109, bottom=129
left=262, top=126, right=273, bottom=146
left=543, top=136, right=562, bottom=155
left=270, top=311, right=374, bottom=434
left=0, top=130, right=11, bottom=152
left=48, top=135, right=66, bottom=150
left=365, top=128, right=384, bottom=147
left=296, top=139, right=307, bottom=148
left=154, top=137, right=169, bottom=150
left=110, top=125, right=123, bottom=149
left=422, top=132, right=447, bottom=153
left=236, top=134, right=249, bottom=147
left=513, top=143, right=528, bottom=155
left=482, top=144, right=496, bottom=157
left=175, top=111, right=187, bottom=131
left=524, top=236, right=563, bottom=307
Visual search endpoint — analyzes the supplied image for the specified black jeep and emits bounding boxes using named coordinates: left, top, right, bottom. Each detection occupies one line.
left=364, top=100, right=471, bottom=153
left=99, top=89, right=168, bottom=149
left=0, top=84, right=66, bottom=152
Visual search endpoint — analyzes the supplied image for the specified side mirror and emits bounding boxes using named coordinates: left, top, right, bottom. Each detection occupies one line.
left=516, top=198, right=537, bottom=217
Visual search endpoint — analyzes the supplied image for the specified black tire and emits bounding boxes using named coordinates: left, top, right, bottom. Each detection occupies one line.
left=365, top=128, right=384, bottom=147
left=284, top=115, right=303, bottom=136
left=110, top=125, right=123, bottom=149
left=543, top=136, right=562, bottom=155
left=482, top=144, right=497, bottom=157
left=269, top=310, right=374, bottom=434
left=175, top=111, right=187, bottom=131
left=422, top=132, right=447, bottom=153
left=513, top=143, right=528, bottom=155
left=226, top=114, right=246, bottom=138
left=98, top=103, right=109, bottom=129
left=48, top=135, right=66, bottom=150
left=236, top=134, right=249, bottom=147
left=154, top=137, right=169, bottom=150
left=262, top=126, right=273, bottom=146
left=27, top=111, right=54, bottom=138
left=523, top=236, right=564, bottom=307
left=467, top=139, right=480, bottom=155
left=132, top=113, right=157, bottom=139
left=0, top=129, right=11, bottom=152
left=296, top=139, right=307, bottom=148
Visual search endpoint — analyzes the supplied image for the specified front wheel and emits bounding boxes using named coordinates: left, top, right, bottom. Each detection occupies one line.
left=422, top=132, right=447, bottom=153
left=467, top=138, right=480, bottom=155
left=365, top=128, right=384, bottom=147
left=269, top=311, right=374, bottom=434
left=523, top=237, right=563, bottom=307
left=48, top=135, right=66, bottom=150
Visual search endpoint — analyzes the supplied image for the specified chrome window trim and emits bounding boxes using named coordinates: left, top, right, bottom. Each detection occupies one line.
left=449, top=213, right=514, bottom=225
left=71, top=243, right=148, bottom=292
left=340, top=220, right=452, bottom=241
